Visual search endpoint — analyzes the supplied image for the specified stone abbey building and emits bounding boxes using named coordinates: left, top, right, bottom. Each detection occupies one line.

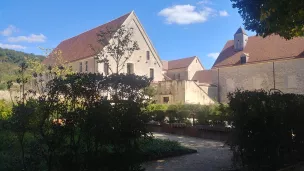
left=43, top=12, right=304, bottom=104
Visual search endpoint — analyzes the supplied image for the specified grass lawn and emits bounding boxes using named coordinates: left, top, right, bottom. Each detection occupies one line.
left=139, top=138, right=197, bottom=161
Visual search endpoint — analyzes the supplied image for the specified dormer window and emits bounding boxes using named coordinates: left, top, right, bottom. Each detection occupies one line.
left=240, top=56, right=247, bottom=64
left=240, top=53, right=249, bottom=64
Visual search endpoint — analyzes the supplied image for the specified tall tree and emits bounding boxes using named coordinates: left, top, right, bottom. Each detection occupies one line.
left=231, top=0, right=304, bottom=39
left=93, top=25, right=140, bottom=74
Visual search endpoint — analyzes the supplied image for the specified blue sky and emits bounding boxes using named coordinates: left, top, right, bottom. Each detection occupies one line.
left=0, top=0, right=255, bottom=69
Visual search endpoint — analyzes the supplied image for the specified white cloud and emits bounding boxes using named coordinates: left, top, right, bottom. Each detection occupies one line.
left=0, top=43, right=26, bottom=50
left=219, top=10, right=229, bottom=17
left=207, top=52, right=220, bottom=59
left=158, top=5, right=215, bottom=25
left=8, top=34, right=47, bottom=43
left=0, top=25, right=18, bottom=36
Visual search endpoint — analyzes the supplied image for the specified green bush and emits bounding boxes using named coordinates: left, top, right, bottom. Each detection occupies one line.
left=138, top=138, right=196, bottom=161
left=5, top=73, right=153, bottom=171
left=0, top=83, right=7, bottom=90
left=146, top=103, right=231, bottom=125
left=147, top=104, right=168, bottom=111
left=0, top=100, right=12, bottom=120
left=228, top=90, right=304, bottom=171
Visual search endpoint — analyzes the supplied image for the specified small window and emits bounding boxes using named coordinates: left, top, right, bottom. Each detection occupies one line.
left=163, top=97, right=169, bottom=104
left=240, top=56, right=247, bottom=64
left=79, top=62, right=82, bottom=72
left=127, top=63, right=134, bottom=74
left=104, top=63, right=109, bottom=75
left=196, top=59, right=198, bottom=63
left=85, top=61, right=88, bottom=72
left=146, top=51, right=150, bottom=60
left=150, top=68, right=154, bottom=79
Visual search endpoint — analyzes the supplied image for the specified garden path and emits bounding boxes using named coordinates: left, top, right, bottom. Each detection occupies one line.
left=143, top=133, right=233, bottom=171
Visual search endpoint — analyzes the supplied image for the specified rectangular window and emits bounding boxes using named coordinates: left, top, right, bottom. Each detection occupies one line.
left=146, top=51, right=150, bottom=60
left=163, top=97, right=169, bottom=104
left=104, top=63, right=109, bottom=75
left=79, top=62, right=82, bottom=72
left=150, top=68, right=154, bottom=79
left=85, top=61, right=88, bottom=72
left=177, top=73, right=181, bottom=80
left=127, top=63, right=134, bottom=74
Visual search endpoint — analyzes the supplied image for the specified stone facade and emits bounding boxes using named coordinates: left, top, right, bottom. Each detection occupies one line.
left=155, top=80, right=214, bottom=105
left=214, top=58, right=304, bottom=102
left=60, top=11, right=163, bottom=82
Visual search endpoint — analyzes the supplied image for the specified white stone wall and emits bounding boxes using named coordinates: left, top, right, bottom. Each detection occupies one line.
left=184, top=81, right=214, bottom=105
left=70, top=56, right=96, bottom=73
left=215, top=58, right=304, bottom=102
left=69, top=12, right=163, bottom=82
left=155, top=80, right=215, bottom=104
left=188, top=57, right=204, bottom=80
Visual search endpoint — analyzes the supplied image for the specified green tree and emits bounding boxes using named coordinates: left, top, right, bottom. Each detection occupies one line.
left=93, top=25, right=140, bottom=74
left=231, top=0, right=304, bottom=39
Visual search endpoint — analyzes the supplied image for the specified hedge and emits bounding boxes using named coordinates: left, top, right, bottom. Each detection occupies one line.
left=228, top=90, right=304, bottom=171
left=147, top=103, right=230, bottom=125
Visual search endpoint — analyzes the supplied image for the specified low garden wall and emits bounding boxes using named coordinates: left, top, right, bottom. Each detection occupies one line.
left=147, top=124, right=231, bottom=142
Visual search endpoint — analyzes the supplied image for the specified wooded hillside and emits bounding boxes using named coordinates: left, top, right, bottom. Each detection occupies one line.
left=0, top=48, right=45, bottom=90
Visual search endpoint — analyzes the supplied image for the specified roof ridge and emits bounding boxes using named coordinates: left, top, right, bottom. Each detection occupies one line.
left=60, top=11, right=132, bottom=43
left=168, top=56, right=196, bottom=62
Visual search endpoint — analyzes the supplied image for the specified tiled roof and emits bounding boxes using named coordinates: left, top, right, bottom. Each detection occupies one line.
left=192, top=70, right=213, bottom=85
left=213, top=35, right=304, bottom=68
left=43, top=12, right=131, bottom=65
left=167, top=56, right=196, bottom=70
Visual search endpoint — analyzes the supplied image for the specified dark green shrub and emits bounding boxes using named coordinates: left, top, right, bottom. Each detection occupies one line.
left=138, top=138, right=196, bottom=160
left=5, top=73, right=152, bottom=171
left=228, top=90, right=304, bottom=171
left=196, top=105, right=212, bottom=125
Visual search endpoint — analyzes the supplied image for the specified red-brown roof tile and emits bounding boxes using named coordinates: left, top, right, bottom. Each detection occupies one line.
left=167, top=56, right=196, bottom=70
left=192, top=70, right=213, bottom=85
left=43, top=12, right=131, bottom=65
left=213, top=35, right=304, bottom=68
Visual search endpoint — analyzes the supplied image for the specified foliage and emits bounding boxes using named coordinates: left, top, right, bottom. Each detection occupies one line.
left=231, top=0, right=304, bottom=39
left=41, top=48, right=74, bottom=76
left=146, top=103, right=230, bottom=125
left=0, top=47, right=44, bottom=64
left=93, top=25, right=140, bottom=74
left=0, top=100, right=12, bottom=120
left=143, top=85, right=157, bottom=101
left=3, top=72, right=153, bottom=171
left=0, top=47, right=45, bottom=90
left=146, top=104, right=168, bottom=111
left=228, top=90, right=304, bottom=170
left=138, top=138, right=196, bottom=161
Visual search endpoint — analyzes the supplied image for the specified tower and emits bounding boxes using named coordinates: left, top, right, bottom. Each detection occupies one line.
left=234, top=27, right=248, bottom=51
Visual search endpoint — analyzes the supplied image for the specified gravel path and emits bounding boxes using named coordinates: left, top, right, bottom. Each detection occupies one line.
left=143, top=133, right=233, bottom=171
